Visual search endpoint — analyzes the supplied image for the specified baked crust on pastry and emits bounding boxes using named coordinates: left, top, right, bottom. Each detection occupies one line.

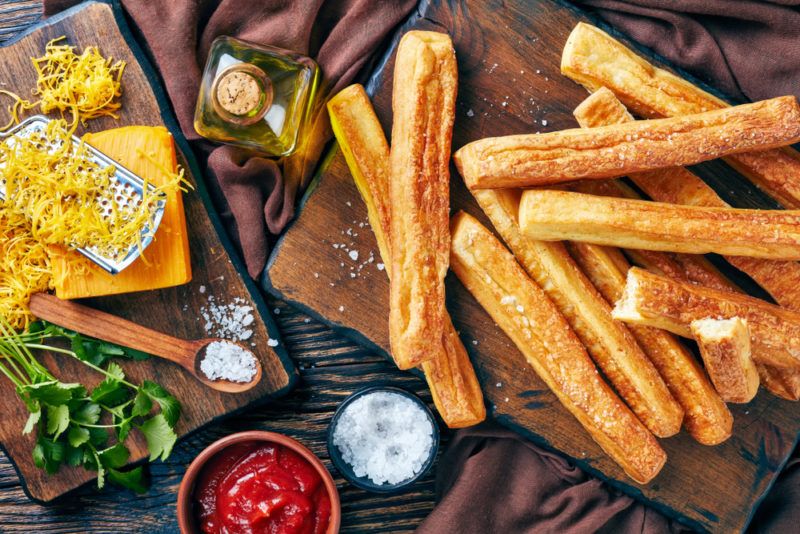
left=453, top=96, right=800, bottom=189
left=328, top=83, right=485, bottom=427
left=691, top=318, right=759, bottom=404
left=562, top=22, right=800, bottom=210
left=613, top=268, right=800, bottom=370
left=519, top=189, right=800, bottom=260
left=388, top=31, right=457, bottom=369
left=568, top=242, right=732, bottom=445
left=451, top=211, right=666, bottom=484
left=473, top=188, right=682, bottom=437
left=574, top=88, right=800, bottom=399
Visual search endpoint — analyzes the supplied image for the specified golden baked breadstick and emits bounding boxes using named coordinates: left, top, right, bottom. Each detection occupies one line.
left=454, top=96, right=800, bottom=189
left=757, top=365, right=800, bottom=401
left=574, top=88, right=800, bottom=400
left=473, top=188, right=682, bottom=437
left=388, top=31, right=457, bottom=369
left=562, top=22, right=800, bottom=210
left=690, top=318, right=759, bottom=403
left=519, top=189, right=800, bottom=260
left=451, top=211, right=666, bottom=483
left=568, top=242, right=731, bottom=445
left=328, top=83, right=485, bottom=428
left=613, top=267, right=800, bottom=370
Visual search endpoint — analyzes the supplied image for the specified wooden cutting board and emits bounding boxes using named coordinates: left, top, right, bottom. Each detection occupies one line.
left=0, top=1, right=296, bottom=502
left=265, top=0, right=800, bottom=531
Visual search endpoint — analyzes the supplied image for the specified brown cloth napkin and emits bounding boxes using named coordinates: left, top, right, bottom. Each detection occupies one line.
left=570, top=0, right=800, bottom=103
left=44, top=0, right=416, bottom=278
left=418, top=423, right=800, bottom=533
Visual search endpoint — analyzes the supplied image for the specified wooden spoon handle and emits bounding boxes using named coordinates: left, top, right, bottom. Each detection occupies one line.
left=28, top=293, right=196, bottom=367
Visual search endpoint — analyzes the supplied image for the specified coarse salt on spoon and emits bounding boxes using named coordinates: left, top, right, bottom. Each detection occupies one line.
left=28, top=293, right=262, bottom=393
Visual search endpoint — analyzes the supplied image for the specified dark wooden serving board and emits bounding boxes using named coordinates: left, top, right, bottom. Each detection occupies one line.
left=0, top=1, right=296, bottom=502
left=265, top=0, right=800, bottom=531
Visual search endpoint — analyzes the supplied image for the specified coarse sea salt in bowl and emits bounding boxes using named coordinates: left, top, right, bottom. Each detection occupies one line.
left=327, top=386, right=440, bottom=493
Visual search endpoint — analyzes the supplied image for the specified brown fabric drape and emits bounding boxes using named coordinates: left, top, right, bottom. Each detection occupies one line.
left=45, top=0, right=416, bottom=277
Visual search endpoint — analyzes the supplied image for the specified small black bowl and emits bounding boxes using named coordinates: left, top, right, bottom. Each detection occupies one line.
left=327, top=386, right=440, bottom=493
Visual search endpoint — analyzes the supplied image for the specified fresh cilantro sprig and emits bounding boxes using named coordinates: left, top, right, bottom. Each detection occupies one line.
left=0, top=318, right=181, bottom=493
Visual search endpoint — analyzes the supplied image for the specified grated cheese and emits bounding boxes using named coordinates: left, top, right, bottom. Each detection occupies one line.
left=0, top=119, right=169, bottom=259
left=0, top=207, right=53, bottom=330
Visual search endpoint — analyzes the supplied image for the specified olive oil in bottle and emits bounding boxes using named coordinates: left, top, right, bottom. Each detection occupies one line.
left=194, top=36, right=319, bottom=157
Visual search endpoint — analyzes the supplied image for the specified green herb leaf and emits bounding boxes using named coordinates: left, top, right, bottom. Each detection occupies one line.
left=131, top=389, right=153, bottom=418
left=98, top=443, right=129, bottom=469
left=67, top=426, right=90, bottom=448
left=23, top=409, right=41, bottom=435
left=124, top=348, right=150, bottom=361
left=45, top=404, right=69, bottom=440
left=118, top=419, right=132, bottom=442
left=22, top=381, right=82, bottom=405
left=107, top=466, right=147, bottom=494
left=65, top=445, right=84, bottom=467
left=140, top=380, right=181, bottom=427
left=138, top=414, right=177, bottom=462
left=90, top=378, right=128, bottom=407
left=87, top=427, right=108, bottom=447
left=32, top=436, right=65, bottom=474
left=73, top=401, right=101, bottom=425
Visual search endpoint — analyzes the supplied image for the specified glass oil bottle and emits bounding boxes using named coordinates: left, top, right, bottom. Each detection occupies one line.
left=194, top=36, right=319, bottom=157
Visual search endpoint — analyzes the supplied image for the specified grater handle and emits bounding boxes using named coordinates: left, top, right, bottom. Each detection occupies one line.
left=28, top=293, right=198, bottom=369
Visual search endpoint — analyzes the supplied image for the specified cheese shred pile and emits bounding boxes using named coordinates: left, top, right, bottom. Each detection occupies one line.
left=1, top=119, right=167, bottom=259
left=0, top=208, right=54, bottom=330
left=0, top=36, right=125, bottom=130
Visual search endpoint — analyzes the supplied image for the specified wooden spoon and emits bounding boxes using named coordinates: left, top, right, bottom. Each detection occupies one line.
left=28, top=293, right=262, bottom=394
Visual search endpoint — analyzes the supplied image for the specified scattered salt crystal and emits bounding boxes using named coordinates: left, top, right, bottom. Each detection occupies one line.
left=314, top=272, right=320, bottom=278
left=332, top=391, right=434, bottom=485
left=377, top=263, right=385, bottom=271
left=467, top=109, right=474, bottom=117
left=496, top=382, right=503, bottom=388
left=346, top=201, right=352, bottom=207
left=304, top=318, right=311, bottom=323
left=339, top=305, right=345, bottom=312
left=199, top=285, right=206, bottom=294
left=267, top=338, right=279, bottom=347
left=200, top=341, right=257, bottom=383
left=349, top=250, right=359, bottom=261
left=200, top=297, right=255, bottom=342
left=541, top=119, right=548, bottom=126
left=273, top=307, right=281, bottom=315
left=472, top=340, right=478, bottom=345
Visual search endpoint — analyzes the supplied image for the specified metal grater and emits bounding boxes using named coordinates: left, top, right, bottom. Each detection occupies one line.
left=0, top=115, right=166, bottom=274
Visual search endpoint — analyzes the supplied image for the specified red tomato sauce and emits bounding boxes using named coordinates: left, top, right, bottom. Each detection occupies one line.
left=194, top=441, right=331, bottom=534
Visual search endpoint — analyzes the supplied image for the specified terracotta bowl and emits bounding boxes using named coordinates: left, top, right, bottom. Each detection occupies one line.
left=177, top=431, right=341, bottom=533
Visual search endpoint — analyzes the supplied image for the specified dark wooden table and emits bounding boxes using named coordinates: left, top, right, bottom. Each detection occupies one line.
left=0, top=1, right=439, bottom=531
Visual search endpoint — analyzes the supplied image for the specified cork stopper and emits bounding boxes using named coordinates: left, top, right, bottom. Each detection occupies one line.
left=212, top=64, right=272, bottom=125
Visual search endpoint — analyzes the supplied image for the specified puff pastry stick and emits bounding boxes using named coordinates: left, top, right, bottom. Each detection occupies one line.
left=328, top=84, right=485, bottom=428
left=388, top=31, right=457, bottom=369
left=690, top=318, right=759, bottom=403
left=454, top=96, right=800, bottom=189
left=574, top=88, right=800, bottom=400
left=519, top=189, right=800, bottom=260
left=613, top=268, right=800, bottom=370
left=561, top=22, right=800, bottom=210
left=451, top=211, right=666, bottom=484
left=568, top=242, right=731, bottom=445
left=473, top=188, right=682, bottom=437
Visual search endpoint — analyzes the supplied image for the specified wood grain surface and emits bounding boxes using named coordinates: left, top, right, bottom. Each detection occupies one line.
left=266, top=0, right=800, bottom=532
left=0, top=1, right=439, bottom=532
left=0, top=1, right=295, bottom=502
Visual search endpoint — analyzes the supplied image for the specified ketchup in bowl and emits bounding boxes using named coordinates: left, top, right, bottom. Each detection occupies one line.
left=193, top=441, right=331, bottom=534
